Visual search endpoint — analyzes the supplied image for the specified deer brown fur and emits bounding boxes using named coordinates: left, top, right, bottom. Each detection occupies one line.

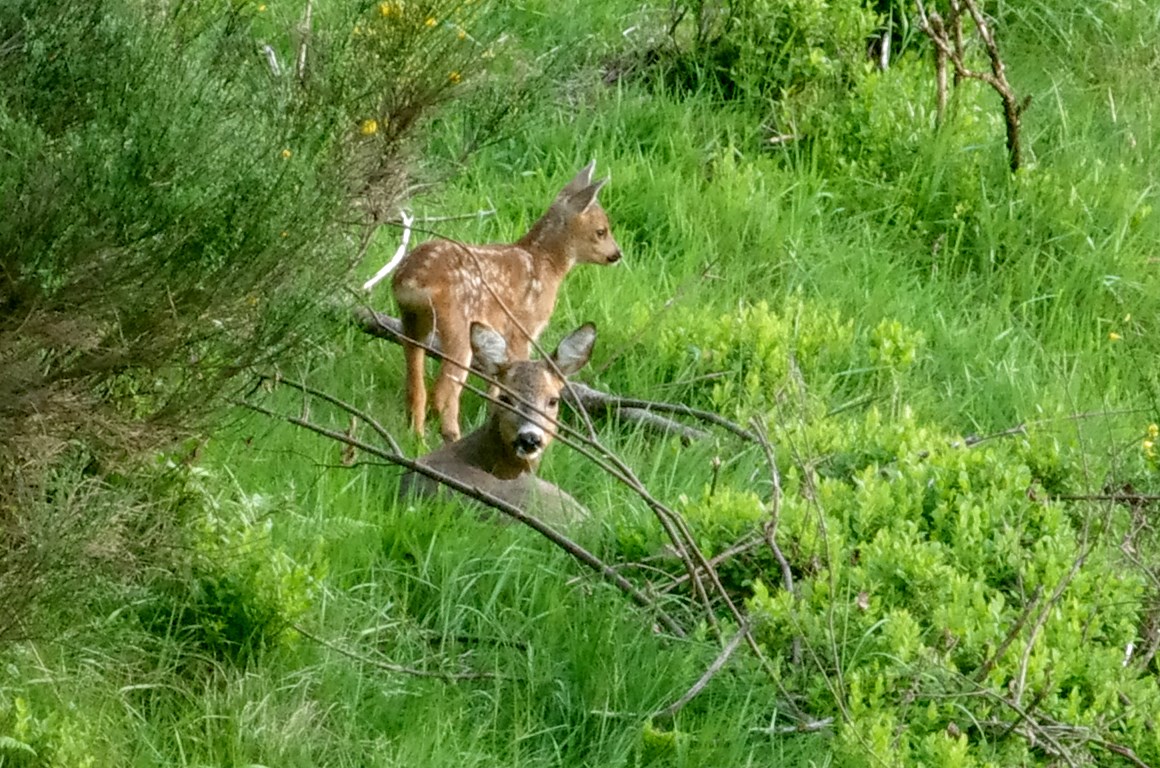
left=398, top=322, right=596, bottom=524
left=391, top=161, right=621, bottom=442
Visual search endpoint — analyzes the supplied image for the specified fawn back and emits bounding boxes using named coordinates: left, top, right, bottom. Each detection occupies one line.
left=398, top=322, right=596, bottom=524
left=391, top=161, right=620, bottom=442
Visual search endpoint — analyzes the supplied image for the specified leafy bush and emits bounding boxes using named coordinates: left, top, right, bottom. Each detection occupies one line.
left=0, top=0, right=508, bottom=646
left=661, top=0, right=880, bottom=103
left=137, top=474, right=322, bottom=667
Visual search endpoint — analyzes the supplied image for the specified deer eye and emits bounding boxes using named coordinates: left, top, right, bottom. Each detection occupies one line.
left=595, top=228, right=607, bottom=238
left=547, top=397, right=560, bottom=408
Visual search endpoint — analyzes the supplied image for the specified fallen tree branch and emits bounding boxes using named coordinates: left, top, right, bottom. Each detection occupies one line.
left=352, top=305, right=795, bottom=709
left=351, top=306, right=757, bottom=443
left=238, top=397, right=689, bottom=638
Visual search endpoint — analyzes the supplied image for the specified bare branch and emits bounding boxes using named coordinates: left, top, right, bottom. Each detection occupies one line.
left=916, top=0, right=1025, bottom=170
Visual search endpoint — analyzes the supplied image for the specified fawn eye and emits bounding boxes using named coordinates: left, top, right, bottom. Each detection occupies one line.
left=547, top=397, right=560, bottom=408
left=595, top=228, right=607, bottom=238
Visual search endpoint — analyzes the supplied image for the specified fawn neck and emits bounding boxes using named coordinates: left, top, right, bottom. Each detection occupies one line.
left=517, top=212, right=577, bottom=275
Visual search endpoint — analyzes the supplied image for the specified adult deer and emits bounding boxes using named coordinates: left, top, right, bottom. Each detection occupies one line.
left=398, top=322, right=595, bottom=524
left=391, top=161, right=621, bottom=442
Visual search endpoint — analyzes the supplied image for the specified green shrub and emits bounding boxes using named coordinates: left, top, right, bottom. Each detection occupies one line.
left=0, top=0, right=506, bottom=646
left=662, top=0, right=880, bottom=104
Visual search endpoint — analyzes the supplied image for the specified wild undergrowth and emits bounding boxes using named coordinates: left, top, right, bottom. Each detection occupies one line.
left=3, top=0, right=1160, bottom=766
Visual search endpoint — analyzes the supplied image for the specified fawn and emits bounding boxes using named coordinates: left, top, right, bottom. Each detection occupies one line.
left=391, top=161, right=621, bottom=443
left=398, top=321, right=595, bottom=523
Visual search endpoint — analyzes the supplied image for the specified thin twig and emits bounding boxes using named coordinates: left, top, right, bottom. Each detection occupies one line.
left=972, top=584, right=1043, bottom=683
left=653, top=622, right=749, bottom=720
left=258, top=372, right=402, bottom=455
left=291, top=622, right=496, bottom=681
left=295, top=0, right=313, bottom=82
left=661, top=534, right=763, bottom=593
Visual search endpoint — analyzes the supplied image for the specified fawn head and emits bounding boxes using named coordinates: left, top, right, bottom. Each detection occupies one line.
left=470, top=322, right=597, bottom=466
left=548, top=161, right=622, bottom=267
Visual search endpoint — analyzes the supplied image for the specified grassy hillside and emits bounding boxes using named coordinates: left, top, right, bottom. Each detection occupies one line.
left=3, top=0, right=1160, bottom=766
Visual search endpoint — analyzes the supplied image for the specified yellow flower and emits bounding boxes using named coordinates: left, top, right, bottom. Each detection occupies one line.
left=1148, top=423, right=1159, bottom=439
left=448, top=71, right=461, bottom=84
left=280, top=231, right=288, bottom=238
left=281, top=148, right=292, bottom=159
left=378, top=2, right=397, bottom=17
left=257, top=3, right=267, bottom=11
left=360, top=118, right=379, bottom=135
left=456, top=27, right=467, bottom=40
left=1108, top=331, right=1122, bottom=341
left=425, top=16, right=437, bottom=27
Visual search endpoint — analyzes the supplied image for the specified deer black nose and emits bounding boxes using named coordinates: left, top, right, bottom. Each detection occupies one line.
left=607, top=250, right=622, bottom=264
left=514, top=431, right=543, bottom=454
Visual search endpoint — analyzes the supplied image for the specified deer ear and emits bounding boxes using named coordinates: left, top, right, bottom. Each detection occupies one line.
left=555, top=160, right=596, bottom=202
left=470, top=323, right=509, bottom=375
left=561, top=177, right=608, bottom=215
left=552, top=323, right=596, bottom=377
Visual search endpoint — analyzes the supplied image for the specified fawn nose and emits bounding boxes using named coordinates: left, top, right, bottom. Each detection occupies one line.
left=514, top=430, right=543, bottom=457
left=607, top=249, right=622, bottom=264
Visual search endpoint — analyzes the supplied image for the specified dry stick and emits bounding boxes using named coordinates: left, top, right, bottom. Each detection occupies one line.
left=1047, top=491, right=1160, bottom=505
left=238, top=398, right=688, bottom=638
left=971, top=584, right=1043, bottom=683
left=1090, top=737, right=1154, bottom=768
left=661, top=534, right=763, bottom=593
left=752, top=416, right=800, bottom=665
left=928, top=10, right=949, bottom=123
left=653, top=622, right=749, bottom=721
left=291, top=622, right=496, bottom=681
left=963, top=423, right=1027, bottom=446
left=959, top=0, right=1025, bottom=171
left=976, top=693, right=1081, bottom=768
left=578, top=391, right=756, bottom=443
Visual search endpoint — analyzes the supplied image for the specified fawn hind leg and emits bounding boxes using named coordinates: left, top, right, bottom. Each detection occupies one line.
left=432, top=329, right=473, bottom=444
left=401, top=308, right=434, bottom=436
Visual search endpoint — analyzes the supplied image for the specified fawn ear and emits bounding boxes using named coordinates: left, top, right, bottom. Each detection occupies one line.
left=552, top=323, right=596, bottom=377
left=556, top=160, right=596, bottom=201
left=470, top=323, right=509, bottom=375
left=561, top=177, right=608, bottom=215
